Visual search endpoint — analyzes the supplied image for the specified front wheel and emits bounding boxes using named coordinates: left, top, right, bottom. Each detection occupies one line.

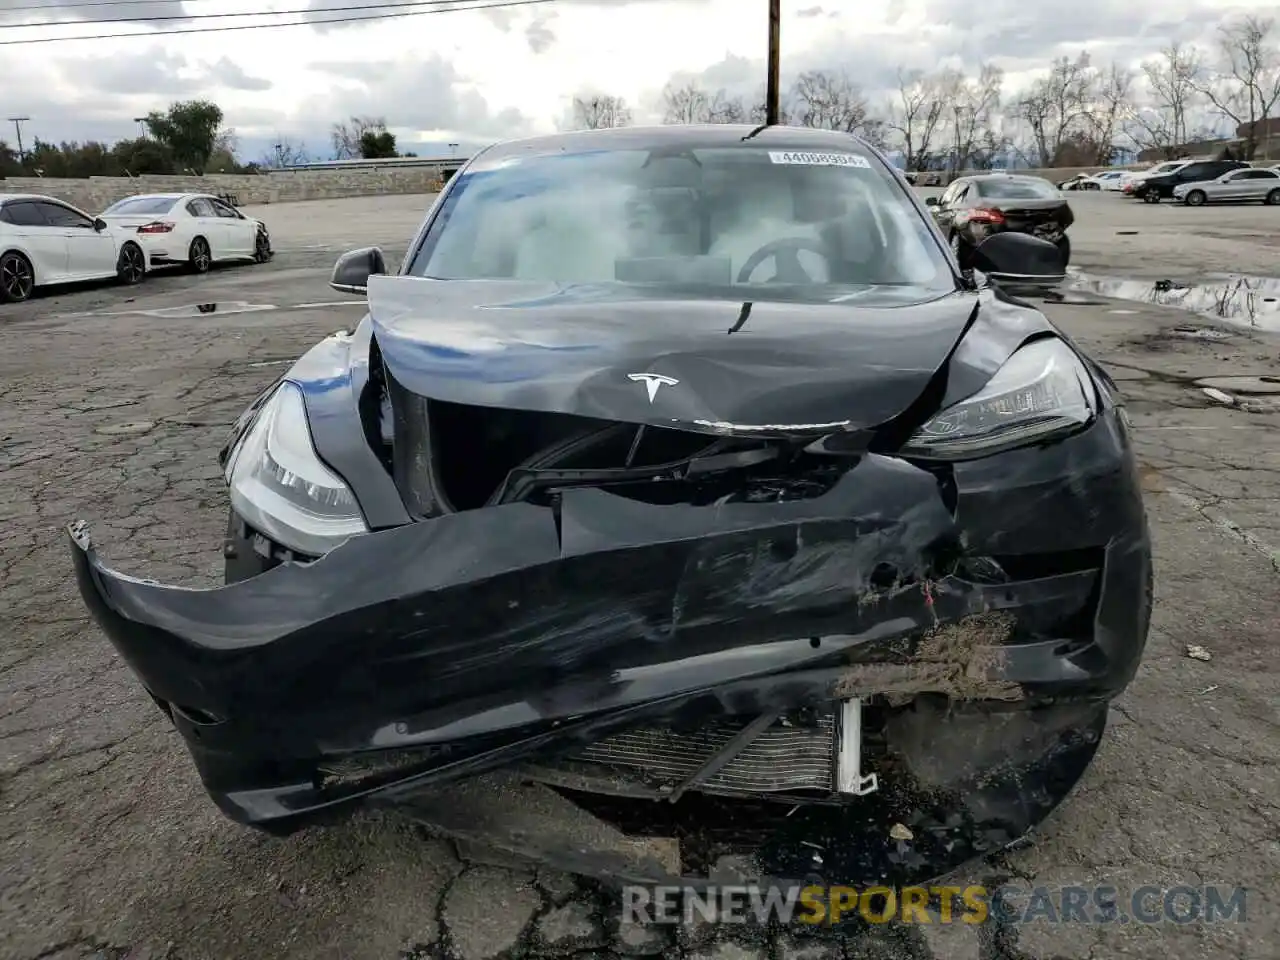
left=949, top=231, right=973, bottom=270
left=1265, top=188, right=1280, bottom=206
left=0, top=251, right=35, bottom=303
left=116, top=243, right=146, bottom=286
left=1142, top=189, right=1160, bottom=204
left=1185, top=190, right=1207, bottom=207
left=253, top=229, right=273, bottom=263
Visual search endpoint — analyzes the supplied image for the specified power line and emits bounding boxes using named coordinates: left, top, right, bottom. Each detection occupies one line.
left=0, top=0, right=556, bottom=44
left=7, top=0, right=528, bottom=29
left=3, top=0, right=208, bottom=11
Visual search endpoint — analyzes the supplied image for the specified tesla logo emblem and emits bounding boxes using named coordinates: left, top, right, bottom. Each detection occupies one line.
left=628, top=373, right=679, bottom=403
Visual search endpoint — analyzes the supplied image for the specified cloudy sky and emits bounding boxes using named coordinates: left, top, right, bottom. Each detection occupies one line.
left=0, top=0, right=1274, bottom=161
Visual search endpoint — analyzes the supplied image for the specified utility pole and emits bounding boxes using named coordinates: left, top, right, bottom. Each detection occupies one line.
left=7, top=116, right=30, bottom=161
left=765, top=0, right=781, bottom=125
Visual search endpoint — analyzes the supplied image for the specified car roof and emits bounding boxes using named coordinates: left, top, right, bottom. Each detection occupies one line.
left=477, top=124, right=884, bottom=162
left=0, top=193, right=80, bottom=205
left=965, top=173, right=1053, bottom=183
left=107, top=193, right=190, bottom=202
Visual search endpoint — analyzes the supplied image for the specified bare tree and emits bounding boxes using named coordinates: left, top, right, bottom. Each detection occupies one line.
left=662, top=80, right=713, bottom=124
left=747, top=85, right=789, bottom=125
left=213, top=128, right=239, bottom=156
left=967, top=127, right=1010, bottom=170
left=572, top=94, right=633, bottom=129
left=940, top=64, right=1004, bottom=172
left=331, top=116, right=388, bottom=160
left=1124, top=43, right=1203, bottom=158
left=660, top=80, right=760, bottom=125
left=887, top=68, right=947, bottom=172
left=706, top=90, right=749, bottom=123
left=260, top=137, right=309, bottom=169
left=1016, top=53, right=1095, bottom=167
left=791, top=69, right=879, bottom=136
left=1192, top=15, right=1280, bottom=159
left=1081, top=62, right=1135, bottom=164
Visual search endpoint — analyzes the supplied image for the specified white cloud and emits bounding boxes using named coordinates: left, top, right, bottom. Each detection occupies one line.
left=0, top=0, right=1275, bottom=157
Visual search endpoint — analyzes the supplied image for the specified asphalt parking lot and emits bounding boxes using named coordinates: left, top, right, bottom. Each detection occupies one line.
left=1, top=190, right=1277, bottom=960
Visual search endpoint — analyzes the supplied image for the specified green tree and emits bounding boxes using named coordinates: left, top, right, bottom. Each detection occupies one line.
left=111, top=137, right=177, bottom=175
left=25, top=139, right=117, bottom=177
left=144, top=99, right=225, bottom=173
left=359, top=128, right=398, bottom=158
left=0, top=140, right=22, bottom=176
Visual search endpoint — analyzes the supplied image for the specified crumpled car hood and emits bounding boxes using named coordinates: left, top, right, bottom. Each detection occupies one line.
left=368, top=275, right=978, bottom=433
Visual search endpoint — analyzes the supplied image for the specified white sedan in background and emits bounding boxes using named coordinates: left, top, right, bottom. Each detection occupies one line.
left=1, top=193, right=147, bottom=304
left=1085, top=170, right=1128, bottom=191
left=98, top=193, right=273, bottom=273
left=1059, top=171, right=1127, bottom=191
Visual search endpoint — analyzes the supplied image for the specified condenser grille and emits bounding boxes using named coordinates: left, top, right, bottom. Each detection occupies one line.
left=568, top=716, right=836, bottom=794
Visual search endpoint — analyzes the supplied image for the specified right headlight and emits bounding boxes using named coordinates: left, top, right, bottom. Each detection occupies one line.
left=227, top=381, right=368, bottom=556
left=900, top=338, right=1096, bottom=460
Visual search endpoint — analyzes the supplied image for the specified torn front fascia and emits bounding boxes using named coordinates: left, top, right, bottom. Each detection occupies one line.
left=68, top=430, right=1149, bottom=828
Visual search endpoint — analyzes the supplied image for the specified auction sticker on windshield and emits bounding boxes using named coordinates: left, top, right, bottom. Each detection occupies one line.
left=768, top=151, right=871, bottom=168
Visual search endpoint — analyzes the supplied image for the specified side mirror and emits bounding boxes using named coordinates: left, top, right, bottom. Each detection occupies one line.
left=924, top=196, right=940, bottom=207
left=330, top=246, right=387, bottom=294
left=971, top=232, right=1066, bottom=287
left=93, top=217, right=107, bottom=232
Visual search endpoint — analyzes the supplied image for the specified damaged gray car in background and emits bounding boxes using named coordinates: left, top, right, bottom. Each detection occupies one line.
left=71, top=125, right=1152, bottom=887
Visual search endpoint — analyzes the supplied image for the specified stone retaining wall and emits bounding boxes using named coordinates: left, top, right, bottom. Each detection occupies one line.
left=4, top=160, right=1269, bottom=213
left=923, top=164, right=1141, bottom=187
left=0, top=167, right=446, bottom=213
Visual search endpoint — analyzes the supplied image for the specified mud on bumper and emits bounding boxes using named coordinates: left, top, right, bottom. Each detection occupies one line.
left=70, top=414, right=1151, bottom=854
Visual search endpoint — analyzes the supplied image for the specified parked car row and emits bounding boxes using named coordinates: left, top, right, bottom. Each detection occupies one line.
left=917, top=157, right=1277, bottom=271
left=1117, top=159, right=1280, bottom=204
left=0, top=191, right=273, bottom=304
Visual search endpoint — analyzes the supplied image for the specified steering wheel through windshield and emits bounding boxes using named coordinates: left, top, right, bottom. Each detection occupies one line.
left=736, top=237, right=833, bottom=284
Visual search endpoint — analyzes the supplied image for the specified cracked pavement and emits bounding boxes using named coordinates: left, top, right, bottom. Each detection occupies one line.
left=1, top=193, right=1277, bottom=960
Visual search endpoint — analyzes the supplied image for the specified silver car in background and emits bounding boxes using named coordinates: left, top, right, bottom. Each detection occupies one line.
left=1172, top=167, right=1280, bottom=206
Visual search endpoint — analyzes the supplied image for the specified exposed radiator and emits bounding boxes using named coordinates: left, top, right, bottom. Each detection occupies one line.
left=564, top=715, right=837, bottom=794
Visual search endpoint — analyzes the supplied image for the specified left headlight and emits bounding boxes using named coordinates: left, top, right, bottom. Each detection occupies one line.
left=226, top=381, right=368, bottom=556
left=900, top=337, right=1096, bottom=460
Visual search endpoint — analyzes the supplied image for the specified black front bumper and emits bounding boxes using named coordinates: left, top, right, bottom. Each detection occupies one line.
left=70, top=407, right=1151, bottom=870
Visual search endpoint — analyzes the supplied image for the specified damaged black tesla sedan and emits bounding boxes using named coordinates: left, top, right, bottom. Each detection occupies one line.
left=70, top=125, right=1151, bottom=886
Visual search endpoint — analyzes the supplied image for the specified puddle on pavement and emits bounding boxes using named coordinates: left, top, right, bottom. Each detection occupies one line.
left=1194, top=375, right=1280, bottom=395
left=1170, top=325, right=1234, bottom=341
left=136, top=301, right=279, bottom=318
left=1066, top=271, right=1280, bottom=332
